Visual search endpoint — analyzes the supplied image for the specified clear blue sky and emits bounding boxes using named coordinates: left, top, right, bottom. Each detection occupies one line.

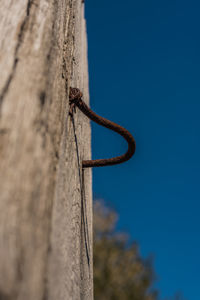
left=85, top=1, right=200, bottom=299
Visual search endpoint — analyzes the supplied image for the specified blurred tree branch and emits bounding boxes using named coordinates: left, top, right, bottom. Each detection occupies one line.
left=93, top=200, right=187, bottom=300
left=93, top=200, right=158, bottom=300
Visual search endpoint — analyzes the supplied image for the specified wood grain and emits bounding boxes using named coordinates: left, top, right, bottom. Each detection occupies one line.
left=0, top=0, right=93, bottom=299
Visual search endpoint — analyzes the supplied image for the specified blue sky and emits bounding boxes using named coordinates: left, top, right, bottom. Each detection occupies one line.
left=85, top=1, right=200, bottom=299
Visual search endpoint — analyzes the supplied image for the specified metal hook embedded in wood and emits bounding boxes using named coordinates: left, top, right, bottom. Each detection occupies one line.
left=69, top=87, right=136, bottom=168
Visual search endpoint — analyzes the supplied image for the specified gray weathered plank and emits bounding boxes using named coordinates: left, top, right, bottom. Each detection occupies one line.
left=0, top=0, right=93, bottom=299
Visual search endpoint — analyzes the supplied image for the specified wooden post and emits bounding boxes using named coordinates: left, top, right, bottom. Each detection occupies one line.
left=0, top=0, right=93, bottom=299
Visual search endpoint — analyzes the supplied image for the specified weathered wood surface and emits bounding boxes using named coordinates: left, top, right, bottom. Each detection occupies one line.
left=0, top=0, right=93, bottom=299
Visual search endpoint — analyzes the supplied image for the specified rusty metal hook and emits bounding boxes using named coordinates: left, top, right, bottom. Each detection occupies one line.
left=69, top=87, right=136, bottom=168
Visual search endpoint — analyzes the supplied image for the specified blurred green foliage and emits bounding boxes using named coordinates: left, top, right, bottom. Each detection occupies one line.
left=93, top=200, right=187, bottom=300
left=93, top=200, right=158, bottom=300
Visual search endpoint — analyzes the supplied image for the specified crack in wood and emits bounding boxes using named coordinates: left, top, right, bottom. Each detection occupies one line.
left=0, top=0, right=33, bottom=110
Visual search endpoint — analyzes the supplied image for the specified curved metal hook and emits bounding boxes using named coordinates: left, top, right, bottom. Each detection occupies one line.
left=69, top=87, right=136, bottom=168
